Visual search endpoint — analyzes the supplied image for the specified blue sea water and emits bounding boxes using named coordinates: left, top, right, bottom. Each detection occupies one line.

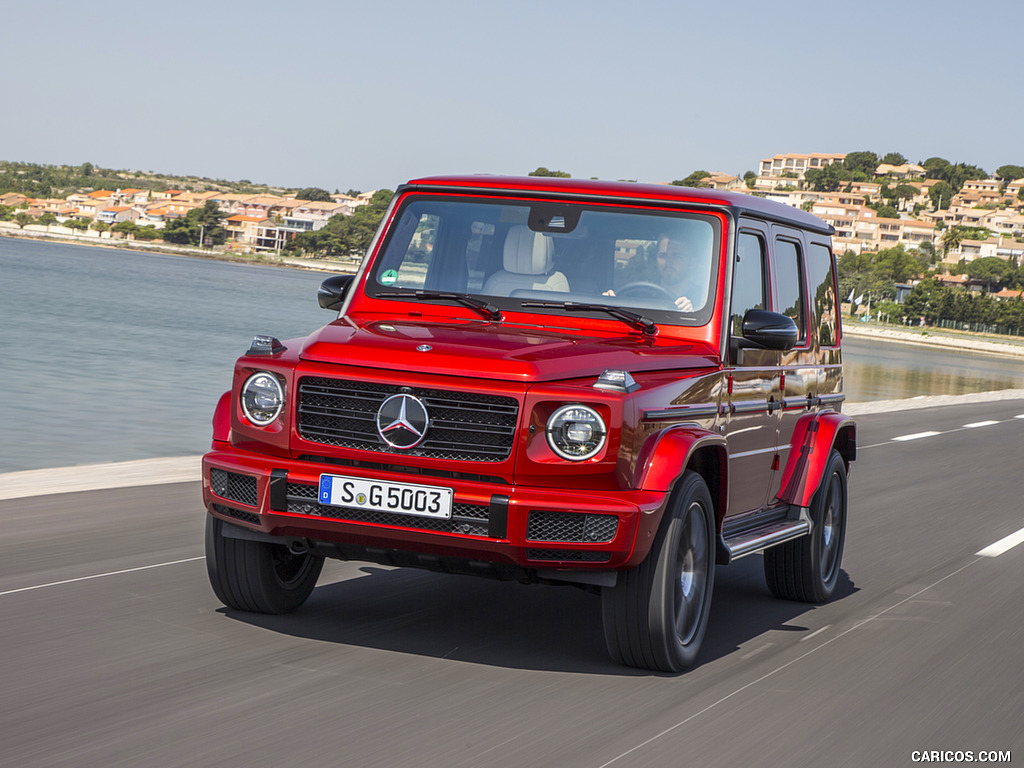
left=3, top=236, right=1024, bottom=473
left=2, top=237, right=330, bottom=473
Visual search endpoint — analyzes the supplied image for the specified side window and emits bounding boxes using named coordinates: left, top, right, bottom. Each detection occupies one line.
left=808, top=243, right=838, bottom=346
left=378, top=212, right=439, bottom=289
left=731, top=232, right=767, bottom=338
left=774, top=238, right=806, bottom=343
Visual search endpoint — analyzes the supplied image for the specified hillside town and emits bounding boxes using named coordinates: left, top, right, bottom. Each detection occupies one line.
left=0, top=186, right=379, bottom=253
left=2, top=153, right=1023, bottom=279
left=692, top=153, right=1024, bottom=267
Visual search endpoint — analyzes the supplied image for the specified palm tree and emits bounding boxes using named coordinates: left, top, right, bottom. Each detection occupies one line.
left=941, top=227, right=964, bottom=257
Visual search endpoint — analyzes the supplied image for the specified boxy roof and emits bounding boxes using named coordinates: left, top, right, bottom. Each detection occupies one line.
left=402, top=175, right=835, bottom=236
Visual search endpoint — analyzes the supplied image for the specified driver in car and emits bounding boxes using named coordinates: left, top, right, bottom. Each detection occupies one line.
left=604, top=235, right=700, bottom=312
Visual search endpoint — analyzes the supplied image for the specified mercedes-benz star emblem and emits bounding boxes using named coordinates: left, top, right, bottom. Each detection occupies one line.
left=376, top=394, right=430, bottom=449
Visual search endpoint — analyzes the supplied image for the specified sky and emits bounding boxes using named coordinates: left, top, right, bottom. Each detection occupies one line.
left=1, top=0, right=1019, bottom=194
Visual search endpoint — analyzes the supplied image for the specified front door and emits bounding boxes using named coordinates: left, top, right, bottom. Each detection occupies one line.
left=723, top=227, right=779, bottom=516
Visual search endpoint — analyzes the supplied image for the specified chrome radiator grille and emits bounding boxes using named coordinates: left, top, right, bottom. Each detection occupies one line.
left=296, top=377, right=519, bottom=462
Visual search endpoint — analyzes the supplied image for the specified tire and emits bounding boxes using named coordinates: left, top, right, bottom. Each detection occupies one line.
left=764, top=449, right=847, bottom=603
left=602, top=471, right=715, bottom=672
left=205, top=515, right=324, bottom=614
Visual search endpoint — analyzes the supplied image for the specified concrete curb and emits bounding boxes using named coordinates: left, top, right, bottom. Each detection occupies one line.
left=844, top=324, right=1024, bottom=358
left=0, top=456, right=203, bottom=501
left=4, top=389, right=1024, bottom=500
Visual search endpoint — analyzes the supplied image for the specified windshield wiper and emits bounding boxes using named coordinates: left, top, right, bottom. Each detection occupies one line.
left=376, top=291, right=503, bottom=321
left=520, top=300, right=658, bottom=336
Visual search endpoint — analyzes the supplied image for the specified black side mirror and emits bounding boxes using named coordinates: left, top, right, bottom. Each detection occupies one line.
left=318, top=275, right=354, bottom=311
left=741, top=309, right=799, bottom=351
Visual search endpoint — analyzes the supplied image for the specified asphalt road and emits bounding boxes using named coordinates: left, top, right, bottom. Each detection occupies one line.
left=2, top=400, right=1023, bottom=767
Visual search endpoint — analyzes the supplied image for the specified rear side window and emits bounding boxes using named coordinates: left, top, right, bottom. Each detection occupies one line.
left=807, top=243, right=838, bottom=346
left=774, top=238, right=805, bottom=343
left=731, top=232, right=767, bottom=338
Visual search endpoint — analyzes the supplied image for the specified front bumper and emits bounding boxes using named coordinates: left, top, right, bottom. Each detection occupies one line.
left=202, top=445, right=666, bottom=571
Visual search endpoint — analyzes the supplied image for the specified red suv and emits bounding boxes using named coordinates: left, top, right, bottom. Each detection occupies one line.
left=203, top=175, right=855, bottom=672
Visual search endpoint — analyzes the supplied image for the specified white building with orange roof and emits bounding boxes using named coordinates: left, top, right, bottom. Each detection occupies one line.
left=97, top=206, right=142, bottom=225
left=758, top=152, right=845, bottom=180
left=874, top=163, right=926, bottom=180
left=237, top=195, right=285, bottom=219
left=290, top=200, right=347, bottom=225
left=701, top=172, right=744, bottom=191
left=113, top=188, right=149, bottom=205
left=76, top=198, right=108, bottom=218
left=225, top=215, right=270, bottom=245
left=210, top=193, right=251, bottom=216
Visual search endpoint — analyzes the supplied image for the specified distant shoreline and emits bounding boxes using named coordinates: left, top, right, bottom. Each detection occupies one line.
left=0, top=227, right=357, bottom=274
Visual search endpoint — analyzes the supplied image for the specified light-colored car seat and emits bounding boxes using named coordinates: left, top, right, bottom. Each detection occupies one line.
left=482, top=225, right=569, bottom=295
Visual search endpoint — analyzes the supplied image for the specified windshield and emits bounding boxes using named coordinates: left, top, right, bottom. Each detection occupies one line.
left=367, top=196, right=720, bottom=326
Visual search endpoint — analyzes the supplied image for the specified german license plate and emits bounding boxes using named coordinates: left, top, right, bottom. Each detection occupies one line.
left=318, top=474, right=453, bottom=519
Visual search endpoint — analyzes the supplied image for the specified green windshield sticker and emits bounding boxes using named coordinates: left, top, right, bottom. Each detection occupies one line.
left=380, top=269, right=398, bottom=285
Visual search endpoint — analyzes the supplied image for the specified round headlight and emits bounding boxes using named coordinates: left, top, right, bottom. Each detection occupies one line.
left=241, top=372, right=284, bottom=426
left=546, top=405, right=607, bottom=461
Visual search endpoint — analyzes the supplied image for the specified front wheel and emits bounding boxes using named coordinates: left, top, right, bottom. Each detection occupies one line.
left=764, top=449, right=847, bottom=603
left=205, top=515, right=324, bottom=614
left=602, top=471, right=716, bottom=672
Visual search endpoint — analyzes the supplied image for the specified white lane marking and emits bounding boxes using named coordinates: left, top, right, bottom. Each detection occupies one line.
left=740, top=643, right=775, bottom=660
left=0, top=556, right=205, bottom=597
left=892, top=431, right=941, bottom=442
left=963, top=420, right=999, bottom=428
left=1015, top=415, right=1024, bottom=420
left=977, top=527, right=1024, bottom=557
left=598, top=559, right=981, bottom=768
left=800, top=625, right=831, bottom=642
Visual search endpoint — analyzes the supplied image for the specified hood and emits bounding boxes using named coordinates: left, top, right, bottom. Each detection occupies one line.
left=299, top=318, right=718, bottom=382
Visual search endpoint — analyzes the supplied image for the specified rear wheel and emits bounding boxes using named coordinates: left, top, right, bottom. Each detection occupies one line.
left=764, top=449, right=847, bottom=603
left=602, top=471, right=715, bottom=672
left=205, top=515, right=324, bottom=614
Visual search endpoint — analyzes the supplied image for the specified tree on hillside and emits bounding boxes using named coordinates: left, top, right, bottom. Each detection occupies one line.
left=295, top=187, right=333, bottom=202
left=891, top=183, right=918, bottom=202
left=743, top=170, right=756, bottom=188
left=112, top=221, right=138, bottom=237
left=966, top=256, right=1014, bottom=291
left=162, top=201, right=226, bottom=246
left=881, top=152, right=907, bottom=165
left=922, top=157, right=952, bottom=180
left=843, top=151, right=878, bottom=177
left=135, top=225, right=161, bottom=241
left=995, top=165, right=1024, bottom=181
left=922, top=157, right=987, bottom=192
left=804, top=162, right=849, bottom=192
left=15, top=212, right=33, bottom=228
left=528, top=167, right=571, bottom=178
left=929, top=180, right=953, bottom=210
left=91, top=221, right=110, bottom=234
left=671, top=171, right=711, bottom=188
left=940, top=226, right=965, bottom=255
left=286, top=189, right=393, bottom=258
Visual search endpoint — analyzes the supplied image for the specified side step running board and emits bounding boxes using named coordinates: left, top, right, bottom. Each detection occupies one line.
left=717, top=509, right=811, bottom=564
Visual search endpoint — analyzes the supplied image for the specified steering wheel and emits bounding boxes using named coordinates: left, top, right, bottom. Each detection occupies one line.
left=615, top=281, right=677, bottom=302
